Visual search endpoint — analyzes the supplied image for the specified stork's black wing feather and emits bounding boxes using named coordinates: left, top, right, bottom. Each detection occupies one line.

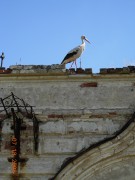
left=61, top=49, right=79, bottom=64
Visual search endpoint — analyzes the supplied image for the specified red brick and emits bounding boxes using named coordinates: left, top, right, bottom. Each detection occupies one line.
left=109, top=112, right=117, bottom=116
left=76, top=68, right=84, bottom=74
left=80, top=82, right=97, bottom=88
left=48, top=114, right=63, bottom=118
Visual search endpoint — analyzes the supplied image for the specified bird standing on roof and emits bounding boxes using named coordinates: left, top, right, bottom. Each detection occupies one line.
left=61, top=35, right=90, bottom=69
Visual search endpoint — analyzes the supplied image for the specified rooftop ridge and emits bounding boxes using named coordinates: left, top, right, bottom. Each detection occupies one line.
left=1, top=64, right=135, bottom=75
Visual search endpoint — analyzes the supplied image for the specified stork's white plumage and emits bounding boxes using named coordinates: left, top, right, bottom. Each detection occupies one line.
left=61, top=35, right=90, bottom=68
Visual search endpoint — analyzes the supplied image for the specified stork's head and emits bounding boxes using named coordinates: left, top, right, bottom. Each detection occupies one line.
left=81, top=35, right=90, bottom=43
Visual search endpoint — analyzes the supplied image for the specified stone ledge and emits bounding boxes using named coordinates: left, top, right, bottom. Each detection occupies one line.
left=3, top=65, right=135, bottom=75
left=9, top=64, right=66, bottom=74
left=9, top=65, right=93, bottom=75
left=100, top=66, right=135, bottom=74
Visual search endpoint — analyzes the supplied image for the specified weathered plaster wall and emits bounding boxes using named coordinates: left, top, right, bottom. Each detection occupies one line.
left=55, top=120, right=135, bottom=180
left=0, top=65, right=135, bottom=179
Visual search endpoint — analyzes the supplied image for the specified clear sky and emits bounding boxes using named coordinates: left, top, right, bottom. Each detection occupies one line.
left=0, top=0, right=135, bottom=72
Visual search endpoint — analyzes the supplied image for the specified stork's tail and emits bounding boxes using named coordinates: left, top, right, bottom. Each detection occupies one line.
left=61, top=60, right=65, bottom=65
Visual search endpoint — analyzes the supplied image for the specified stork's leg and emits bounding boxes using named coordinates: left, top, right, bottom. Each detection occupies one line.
left=80, top=58, right=81, bottom=68
left=70, top=61, right=74, bottom=69
left=75, top=60, right=77, bottom=69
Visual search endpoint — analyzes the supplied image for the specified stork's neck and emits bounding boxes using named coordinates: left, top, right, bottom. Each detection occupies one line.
left=82, top=39, right=85, bottom=46
left=80, top=40, right=85, bottom=51
left=81, top=39, right=85, bottom=47
left=82, top=38, right=85, bottom=44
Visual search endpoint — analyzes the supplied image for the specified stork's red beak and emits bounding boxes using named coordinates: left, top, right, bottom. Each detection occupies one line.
left=85, top=37, right=90, bottom=44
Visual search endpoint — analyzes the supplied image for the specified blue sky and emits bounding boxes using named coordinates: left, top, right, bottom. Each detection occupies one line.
left=0, top=0, right=135, bottom=73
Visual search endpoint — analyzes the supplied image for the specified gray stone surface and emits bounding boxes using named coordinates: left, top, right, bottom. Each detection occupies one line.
left=9, top=64, right=65, bottom=73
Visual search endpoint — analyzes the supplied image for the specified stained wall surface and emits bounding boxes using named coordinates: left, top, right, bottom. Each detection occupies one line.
left=0, top=66, right=135, bottom=179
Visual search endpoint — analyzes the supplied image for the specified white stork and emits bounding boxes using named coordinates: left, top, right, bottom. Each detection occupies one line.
left=61, top=35, right=90, bottom=68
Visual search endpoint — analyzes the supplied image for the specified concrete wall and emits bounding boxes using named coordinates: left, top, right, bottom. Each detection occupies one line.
left=0, top=65, right=135, bottom=179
